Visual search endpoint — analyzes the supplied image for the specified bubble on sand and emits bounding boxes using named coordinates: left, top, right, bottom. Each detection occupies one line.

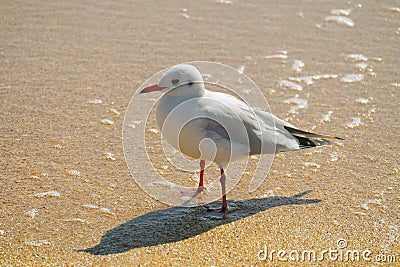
left=319, top=111, right=333, bottom=123
left=283, top=96, right=308, bottom=114
left=355, top=62, right=368, bottom=71
left=81, top=204, right=113, bottom=215
left=87, top=99, right=102, bottom=104
left=345, top=117, right=362, bottom=128
left=264, top=51, right=288, bottom=60
left=53, top=144, right=63, bottom=149
left=346, top=54, right=368, bottom=62
left=279, top=80, right=303, bottom=91
left=391, top=83, right=400, bottom=88
left=181, top=13, right=189, bottom=19
left=290, top=74, right=339, bottom=85
left=67, top=169, right=80, bottom=176
left=216, top=0, right=232, bottom=5
left=29, top=190, right=60, bottom=198
left=103, top=152, right=116, bottom=161
left=101, top=118, right=114, bottom=125
left=100, top=207, right=113, bottom=214
left=340, top=74, right=364, bottom=83
left=147, top=128, right=160, bottom=134
left=354, top=98, right=369, bottom=104
left=388, top=7, right=400, bottom=13
left=108, top=108, right=120, bottom=115
left=25, top=240, right=51, bottom=247
left=82, top=203, right=99, bottom=209
left=260, top=190, right=275, bottom=198
left=29, top=175, right=41, bottom=181
left=277, top=50, right=288, bottom=55
left=302, top=162, right=321, bottom=168
left=292, top=60, right=305, bottom=73
left=313, top=74, right=339, bottom=80
left=371, top=57, right=382, bottom=62
left=264, top=54, right=288, bottom=60
left=361, top=199, right=383, bottom=211
left=331, top=8, right=352, bottom=16
left=367, top=106, right=377, bottom=118
left=25, top=209, right=38, bottom=219
left=289, top=76, right=314, bottom=85
left=160, top=165, right=169, bottom=170
left=330, top=152, right=339, bottom=162
left=304, top=149, right=321, bottom=156
left=325, top=16, right=354, bottom=27
left=128, top=120, right=142, bottom=129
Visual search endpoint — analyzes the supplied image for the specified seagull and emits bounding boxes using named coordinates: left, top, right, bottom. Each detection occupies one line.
left=140, top=64, right=342, bottom=217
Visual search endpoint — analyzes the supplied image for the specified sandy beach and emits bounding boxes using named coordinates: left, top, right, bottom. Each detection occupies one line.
left=1, top=0, right=399, bottom=266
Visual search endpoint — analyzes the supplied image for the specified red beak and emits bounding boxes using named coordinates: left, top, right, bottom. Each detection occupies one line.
left=140, top=84, right=166, bottom=94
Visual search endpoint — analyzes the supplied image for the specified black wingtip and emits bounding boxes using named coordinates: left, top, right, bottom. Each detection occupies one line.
left=284, top=126, right=344, bottom=141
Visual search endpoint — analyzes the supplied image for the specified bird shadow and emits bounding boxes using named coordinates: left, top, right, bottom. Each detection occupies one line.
left=79, top=190, right=320, bottom=255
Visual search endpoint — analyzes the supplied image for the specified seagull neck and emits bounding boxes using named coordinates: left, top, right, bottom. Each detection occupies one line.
left=163, top=90, right=205, bottom=100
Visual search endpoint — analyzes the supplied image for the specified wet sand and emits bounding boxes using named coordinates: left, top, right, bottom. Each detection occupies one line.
left=1, top=0, right=399, bottom=266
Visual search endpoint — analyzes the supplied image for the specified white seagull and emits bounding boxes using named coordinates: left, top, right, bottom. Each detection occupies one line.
left=140, top=64, right=342, bottom=217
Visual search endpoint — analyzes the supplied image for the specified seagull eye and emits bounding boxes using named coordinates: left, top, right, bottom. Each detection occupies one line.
left=171, top=78, right=180, bottom=85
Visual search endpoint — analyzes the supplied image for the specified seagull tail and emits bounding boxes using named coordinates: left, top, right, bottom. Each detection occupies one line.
left=284, top=126, right=344, bottom=149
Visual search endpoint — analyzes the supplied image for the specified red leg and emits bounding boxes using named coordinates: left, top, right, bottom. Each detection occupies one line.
left=205, top=168, right=228, bottom=218
left=220, top=168, right=228, bottom=214
left=180, top=160, right=206, bottom=199
left=199, top=160, right=205, bottom=187
left=195, top=160, right=206, bottom=196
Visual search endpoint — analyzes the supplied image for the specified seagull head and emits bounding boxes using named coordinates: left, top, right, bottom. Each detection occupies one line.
left=140, top=64, right=205, bottom=97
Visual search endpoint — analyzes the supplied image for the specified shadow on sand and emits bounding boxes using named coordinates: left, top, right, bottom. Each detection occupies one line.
left=80, top=190, right=320, bottom=255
